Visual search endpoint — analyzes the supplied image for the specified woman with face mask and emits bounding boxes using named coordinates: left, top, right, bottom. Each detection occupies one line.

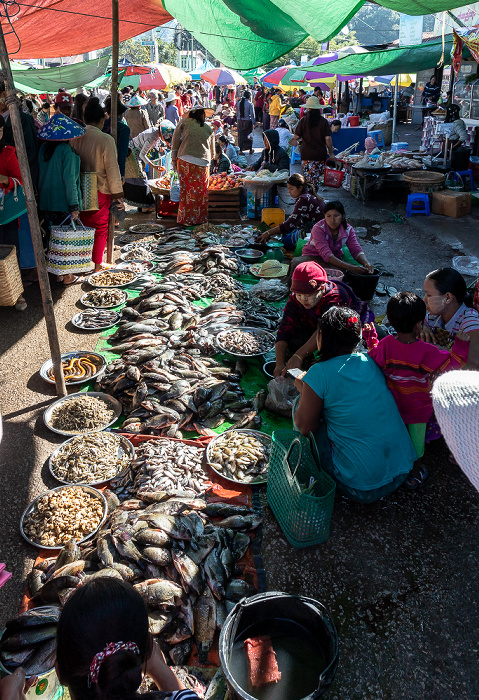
left=421, top=267, right=479, bottom=370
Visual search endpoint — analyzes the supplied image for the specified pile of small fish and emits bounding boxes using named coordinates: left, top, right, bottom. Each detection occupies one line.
left=51, top=432, right=131, bottom=484
left=217, top=329, right=274, bottom=356
left=82, top=288, right=127, bottom=308
left=213, top=290, right=282, bottom=330
left=153, top=247, right=244, bottom=277
left=90, top=270, right=136, bottom=287
left=73, top=309, right=120, bottom=330
left=153, top=229, right=200, bottom=254
left=112, top=438, right=207, bottom=499
left=121, top=247, right=157, bottom=261
left=118, top=260, right=156, bottom=275
left=208, top=431, right=271, bottom=483
left=23, top=487, right=105, bottom=547
left=129, top=223, right=165, bottom=234
left=49, top=395, right=116, bottom=433
left=0, top=606, right=60, bottom=676
left=25, top=493, right=261, bottom=665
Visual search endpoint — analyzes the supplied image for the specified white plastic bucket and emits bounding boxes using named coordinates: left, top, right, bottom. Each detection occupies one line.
left=277, top=185, right=295, bottom=216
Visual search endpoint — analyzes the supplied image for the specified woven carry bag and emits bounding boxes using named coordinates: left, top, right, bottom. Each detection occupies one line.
left=46, top=216, right=94, bottom=276
left=80, top=172, right=99, bottom=211
left=0, top=244, right=23, bottom=306
left=124, top=151, right=141, bottom=180
left=267, top=430, right=336, bottom=548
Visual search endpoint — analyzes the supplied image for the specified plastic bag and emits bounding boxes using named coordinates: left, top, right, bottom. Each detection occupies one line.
left=249, top=278, right=288, bottom=301
left=169, top=172, right=181, bottom=202
left=452, top=255, right=479, bottom=277
left=265, top=377, right=299, bottom=417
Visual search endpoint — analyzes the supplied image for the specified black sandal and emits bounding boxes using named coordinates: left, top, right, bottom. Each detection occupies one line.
left=405, top=463, right=429, bottom=490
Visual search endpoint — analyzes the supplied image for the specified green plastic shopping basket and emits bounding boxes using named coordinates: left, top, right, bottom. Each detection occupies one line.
left=267, top=429, right=336, bottom=548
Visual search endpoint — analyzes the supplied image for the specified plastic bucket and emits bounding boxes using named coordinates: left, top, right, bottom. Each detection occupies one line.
left=348, top=115, right=360, bottom=127
left=344, top=267, right=381, bottom=300
left=219, top=591, right=339, bottom=700
left=277, top=185, right=296, bottom=216
left=261, top=207, right=285, bottom=227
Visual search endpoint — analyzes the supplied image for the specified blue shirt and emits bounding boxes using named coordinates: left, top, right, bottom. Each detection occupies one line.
left=304, top=353, right=416, bottom=490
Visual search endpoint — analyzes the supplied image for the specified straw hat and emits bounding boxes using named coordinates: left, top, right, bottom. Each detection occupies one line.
left=128, top=94, right=148, bottom=107
left=38, top=113, right=86, bottom=141
left=165, top=91, right=177, bottom=103
left=252, top=259, right=289, bottom=278
left=304, top=96, right=322, bottom=110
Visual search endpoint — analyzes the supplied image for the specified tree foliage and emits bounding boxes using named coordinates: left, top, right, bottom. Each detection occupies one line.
left=99, top=38, right=150, bottom=64
left=156, top=39, right=178, bottom=65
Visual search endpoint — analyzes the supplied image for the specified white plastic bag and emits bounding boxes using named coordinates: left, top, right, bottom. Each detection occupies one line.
left=169, top=172, right=181, bottom=202
left=249, top=278, right=289, bottom=301
left=265, top=377, right=299, bottom=417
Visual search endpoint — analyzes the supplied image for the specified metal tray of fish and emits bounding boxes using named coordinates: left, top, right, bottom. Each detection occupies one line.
left=71, top=309, right=121, bottom=331
left=48, top=431, right=134, bottom=486
left=80, top=289, right=128, bottom=309
left=129, top=223, right=165, bottom=234
left=206, top=429, right=272, bottom=485
left=40, top=352, right=107, bottom=385
left=88, top=268, right=139, bottom=289
left=116, top=259, right=157, bottom=274
left=216, top=326, right=276, bottom=357
left=43, top=392, right=123, bottom=436
left=20, top=484, right=108, bottom=550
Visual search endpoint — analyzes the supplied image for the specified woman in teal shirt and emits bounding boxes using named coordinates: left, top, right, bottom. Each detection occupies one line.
left=294, top=306, right=416, bottom=503
left=38, top=113, right=84, bottom=285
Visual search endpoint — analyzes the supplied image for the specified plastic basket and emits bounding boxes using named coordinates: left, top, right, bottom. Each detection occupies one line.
left=261, top=207, right=285, bottom=227
left=0, top=244, right=23, bottom=306
left=267, top=430, right=336, bottom=548
left=324, top=162, right=345, bottom=188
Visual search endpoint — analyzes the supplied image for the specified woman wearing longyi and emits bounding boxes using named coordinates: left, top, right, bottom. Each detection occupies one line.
left=274, top=261, right=356, bottom=378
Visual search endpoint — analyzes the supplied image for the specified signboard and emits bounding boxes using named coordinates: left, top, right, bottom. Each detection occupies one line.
left=433, top=4, right=479, bottom=34
left=141, top=40, right=155, bottom=46
left=399, top=14, right=424, bottom=47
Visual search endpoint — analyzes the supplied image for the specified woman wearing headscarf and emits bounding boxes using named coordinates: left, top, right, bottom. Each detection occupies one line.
left=236, top=90, right=255, bottom=155
left=171, top=107, right=214, bottom=225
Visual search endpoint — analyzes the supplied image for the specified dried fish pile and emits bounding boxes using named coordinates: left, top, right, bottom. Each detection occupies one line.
left=51, top=432, right=131, bottom=484
left=73, top=309, right=119, bottom=329
left=121, top=247, right=157, bottom=261
left=208, top=431, right=270, bottom=483
left=218, top=329, right=274, bottom=356
left=23, top=487, right=104, bottom=547
left=82, top=288, right=127, bottom=308
left=130, top=223, right=165, bottom=234
left=213, top=290, right=282, bottom=330
left=118, top=260, right=155, bottom=275
left=49, top=395, right=115, bottom=433
left=154, top=247, right=244, bottom=277
left=25, top=494, right=260, bottom=665
left=90, top=270, right=136, bottom=287
left=0, top=606, right=60, bottom=676
left=112, top=438, right=207, bottom=498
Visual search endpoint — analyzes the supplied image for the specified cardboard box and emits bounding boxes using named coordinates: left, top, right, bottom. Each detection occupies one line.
left=432, top=190, right=471, bottom=217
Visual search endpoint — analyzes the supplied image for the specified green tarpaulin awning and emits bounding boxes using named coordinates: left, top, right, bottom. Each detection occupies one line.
left=294, top=38, right=461, bottom=77
left=12, top=57, right=110, bottom=94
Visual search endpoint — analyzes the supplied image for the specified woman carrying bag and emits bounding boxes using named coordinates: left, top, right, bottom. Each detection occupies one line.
left=38, top=113, right=86, bottom=285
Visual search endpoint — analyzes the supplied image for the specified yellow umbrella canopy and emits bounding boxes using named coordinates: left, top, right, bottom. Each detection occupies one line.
left=390, top=73, right=416, bottom=87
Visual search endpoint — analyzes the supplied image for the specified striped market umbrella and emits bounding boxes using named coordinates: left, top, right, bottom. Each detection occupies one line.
left=201, top=68, right=247, bottom=86
left=261, top=64, right=308, bottom=88
left=120, top=63, right=191, bottom=90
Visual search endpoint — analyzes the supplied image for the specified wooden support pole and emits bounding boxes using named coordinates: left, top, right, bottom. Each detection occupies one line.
left=107, top=0, right=119, bottom=264
left=0, top=23, right=66, bottom=397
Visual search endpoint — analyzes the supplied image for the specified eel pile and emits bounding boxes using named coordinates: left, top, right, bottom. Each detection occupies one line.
left=26, top=492, right=260, bottom=665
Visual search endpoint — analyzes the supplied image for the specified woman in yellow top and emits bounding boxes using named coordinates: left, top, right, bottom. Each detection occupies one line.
left=269, top=89, right=283, bottom=129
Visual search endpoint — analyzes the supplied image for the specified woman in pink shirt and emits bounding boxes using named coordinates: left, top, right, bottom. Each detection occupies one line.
left=289, top=200, right=374, bottom=280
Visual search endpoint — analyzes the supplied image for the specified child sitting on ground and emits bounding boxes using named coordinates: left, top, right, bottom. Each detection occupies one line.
left=365, top=292, right=470, bottom=489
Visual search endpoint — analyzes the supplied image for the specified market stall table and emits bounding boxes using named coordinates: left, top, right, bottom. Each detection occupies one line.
left=351, top=163, right=392, bottom=201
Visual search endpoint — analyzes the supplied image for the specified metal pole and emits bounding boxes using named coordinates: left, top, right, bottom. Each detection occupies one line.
left=358, top=77, right=363, bottom=114
left=108, top=0, right=119, bottom=264
left=0, top=24, right=66, bottom=396
left=153, top=29, right=159, bottom=64
left=392, top=74, right=399, bottom=146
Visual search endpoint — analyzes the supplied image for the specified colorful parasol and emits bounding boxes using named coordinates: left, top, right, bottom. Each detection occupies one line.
left=201, top=68, right=247, bottom=86
left=120, top=63, right=191, bottom=90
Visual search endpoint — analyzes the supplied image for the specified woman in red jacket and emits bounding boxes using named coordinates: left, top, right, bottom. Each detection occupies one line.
left=0, top=114, right=27, bottom=310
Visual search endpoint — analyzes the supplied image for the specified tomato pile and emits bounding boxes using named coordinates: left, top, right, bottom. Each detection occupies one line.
left=208, top=172, right=244, bottom=190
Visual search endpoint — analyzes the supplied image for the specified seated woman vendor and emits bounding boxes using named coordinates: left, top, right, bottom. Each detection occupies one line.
left=288, top=200, right=374, bottom=279
left=293, top=306, right=417, bottom=504
left=274, top=260, right=356, bottom=377
left=247, top=129, right=290, bottom=173
left=257, top=173, right=325, bottom=250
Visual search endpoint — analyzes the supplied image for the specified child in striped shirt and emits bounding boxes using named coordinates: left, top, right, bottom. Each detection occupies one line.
left=365, top=292, right=469, bottom=489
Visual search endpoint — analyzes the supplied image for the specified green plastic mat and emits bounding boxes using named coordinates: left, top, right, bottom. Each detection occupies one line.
left=94, top=273, right=291, bottom=437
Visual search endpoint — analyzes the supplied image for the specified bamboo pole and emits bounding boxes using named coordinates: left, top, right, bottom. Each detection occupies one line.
left=0, top=24, right=66, bottom=397
left=107, top=0, right=119, bottom=264
left=392, top=74, right=399, bottom=145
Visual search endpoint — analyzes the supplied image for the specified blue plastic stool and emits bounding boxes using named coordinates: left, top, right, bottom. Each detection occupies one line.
left=406, top=193, right=430, bottom=217
left=369, top=130, right=385, bottom=150
left=454, top=169, right=474, bottom=192
left=290, top=145, right=301, bottom=164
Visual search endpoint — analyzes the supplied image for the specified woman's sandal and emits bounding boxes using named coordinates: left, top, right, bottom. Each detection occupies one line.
left=405, top=463, right=429, bottom=490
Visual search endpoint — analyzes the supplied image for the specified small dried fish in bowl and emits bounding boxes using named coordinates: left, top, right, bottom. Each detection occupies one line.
left=81, top=288, right=127, bottom=308
left=72, top=309, right=120, bottom=330
left=50, top=432, right=132, bottom=484
left=49, top=395, right=116, bottom=434
left=120, top=247, right=157, bottom=261
left=207, top=430, right=271, bottom=483
left=129, top=223, right=164, bottom=234
left=117, top=260, right=156, bottom=275
left=217, top=328, right=274, bottom=356
left=89, top=269, right=137, bottom=288
left=22, top=486, right=105, bottom=547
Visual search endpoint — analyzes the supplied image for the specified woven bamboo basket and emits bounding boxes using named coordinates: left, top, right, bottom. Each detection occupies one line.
left=403, top=170, right=445, bottom=194
left=0, top=244, right=23, bottom=306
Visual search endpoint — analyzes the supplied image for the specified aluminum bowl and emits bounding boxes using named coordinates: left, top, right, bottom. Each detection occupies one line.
left=40, top=352, right=107, bottom=386
left=206, top=429, right=272, bottom=485
left=71, top=311, right=121, bottom=331
left=116, top=259, right=157, bottom=274
left=48, top=431, right=134, bottom=486
left=263, top=360, right=276, bottom=378
left=88, top=268, right=139, bottom=289
left=80, top=289, right=128, bottom=309
left=216, top=326, right=275, bottom=358
left=235, top=247, right=263, bottom=263
left=20, top=484, right=108, bottom=550
left=43, top=391, right=122, bottom=437
left=129, top=223, right=164, bottom=234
